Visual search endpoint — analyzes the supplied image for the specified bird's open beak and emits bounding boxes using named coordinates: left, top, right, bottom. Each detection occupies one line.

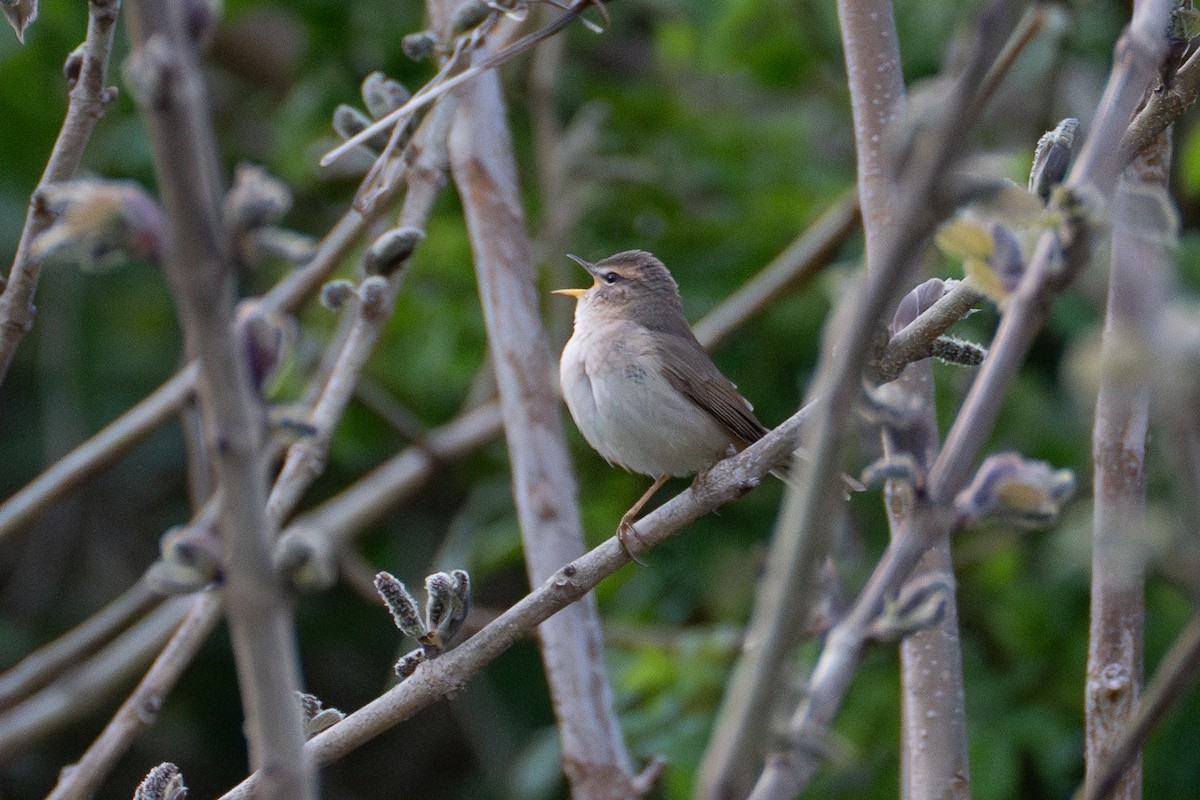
left=552, top=254, right=599, bottom=298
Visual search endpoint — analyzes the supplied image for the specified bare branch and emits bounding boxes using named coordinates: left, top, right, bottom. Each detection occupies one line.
left=267, top=100, right=454, bottom=529
left=0, top=597, right=192, bottom=761
left=123, top=0, right=309, bottom=794
left=837, top=0, right=905, bottom=263
left=0, top=365, right=196, bottom=542
left=1084, top=78, right=1174, bottom=800
left=0, top=0, right=121, bottom=385
left=44, top=592, right=222, bottom=800
left=321, top=0, right=596, bottom=168
left=701, top=5, right=1014, bottom=797
left=442, top=24, right=641, bottom=795
left=219, top=395, right=819, bottom=800
left=0, top=578, right=162, bottom=710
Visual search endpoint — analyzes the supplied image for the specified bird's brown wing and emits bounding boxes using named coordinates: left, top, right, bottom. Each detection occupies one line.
left=655, top=333, right=769, bottom=447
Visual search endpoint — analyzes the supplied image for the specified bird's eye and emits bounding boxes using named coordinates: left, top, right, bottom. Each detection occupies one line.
left=603, top=272, right=619, bottom=284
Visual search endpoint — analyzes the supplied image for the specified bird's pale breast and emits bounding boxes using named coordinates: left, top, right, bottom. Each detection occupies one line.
left=560, top=315, right=732, bottom=477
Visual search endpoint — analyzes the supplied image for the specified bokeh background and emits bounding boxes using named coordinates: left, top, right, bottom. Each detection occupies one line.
left=2, top=0, right=1200, bottom=797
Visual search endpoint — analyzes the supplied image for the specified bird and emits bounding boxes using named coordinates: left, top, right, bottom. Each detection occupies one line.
left=553, top=250, right=769, bottom=555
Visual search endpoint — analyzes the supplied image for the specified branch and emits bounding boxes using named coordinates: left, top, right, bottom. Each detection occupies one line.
left=267, top=99, right=454, bottom=528
left=836, top=0, right=905, bottom=262
left=0, top=196, right=391, bottom=545
left=871, top=279, right=983, bottom=382
left=0, top=365, right=196, bottom=542
left=747, top=2, right=1175, bottom=797
left=0, top=0, right=121, bottom=386
left=219, top=392, right=818, bottom=800
left=124, top=0, right=309, bottom=794
left=1084, top=78, right=1173, bottom=800
left=440, top=16, right=641, bottom=794
left=320, top=0, right=597, bottom=169
left=1118, top=48, right=1200, bottom=166
left=0, top=596, right=192, bottom=762
left=44, top=592, right=222, bottom=800
left=0, top=578, right=161, bottom=710
left=700, top=5, right=1013, bottom=797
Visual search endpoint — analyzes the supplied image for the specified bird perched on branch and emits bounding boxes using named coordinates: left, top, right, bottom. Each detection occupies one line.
left=554, top=250, right=770, bottom=556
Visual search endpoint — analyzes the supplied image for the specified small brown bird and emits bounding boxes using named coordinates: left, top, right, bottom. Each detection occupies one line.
left=554, top=250, right=769, bottom=552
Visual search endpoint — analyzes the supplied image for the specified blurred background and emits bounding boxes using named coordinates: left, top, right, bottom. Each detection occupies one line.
left=1, top=0, right=1200, bottom=797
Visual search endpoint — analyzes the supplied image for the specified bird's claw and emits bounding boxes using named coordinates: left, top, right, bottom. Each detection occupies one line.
left=617, top=518, right=648, bottom=566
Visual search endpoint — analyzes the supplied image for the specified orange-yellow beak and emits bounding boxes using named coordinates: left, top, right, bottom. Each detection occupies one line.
left=552, top=254, right=599, bottom=298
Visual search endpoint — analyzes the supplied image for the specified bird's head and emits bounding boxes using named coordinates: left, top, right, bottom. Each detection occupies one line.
left=553, top=250, right=684, bottom=323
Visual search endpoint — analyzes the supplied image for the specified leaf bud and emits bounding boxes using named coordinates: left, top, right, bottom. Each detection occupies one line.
left=320, top=279, right=357, bottom=311
left=361, top=71, right=410, bottom=120
left=375, top=571, right=426, bottom=639
left=225, top=163, right=293, bottom=233
left=955, top=452, right=1076, bottom=530
left=134, top=762, right=187, bottom=800
left=401, top=31, right=437, bottom=61
left=363, top=226, right=423, bottom=275
left=450, top=0, right=490, bottom=35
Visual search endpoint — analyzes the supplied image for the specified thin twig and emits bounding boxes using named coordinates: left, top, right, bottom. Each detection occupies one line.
left=267, top=100, right=455, bottom=527
left=321, top=0, right=595, bottom=168
left=872, top=280, right=984, bottom=382
left=0, top=0, right=122, bottom=386
left=44, top=592, right=222, bottom=800
left=0, top=578, right=162, bottom=710
left=0, top=364, right=196, bottom=542
left=968, top=3, right=1057, bottom=119
left=1118, top=48, right=1200, bottom=166
left=0, top=597, right=192, bottom=762
left=691, top=188, right=860, bottom=351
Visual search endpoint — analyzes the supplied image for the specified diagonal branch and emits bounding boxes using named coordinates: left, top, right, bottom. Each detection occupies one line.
left=44, top=592, right=222, bottom=800
left=746, top=2, right=1175, bottom=798
left=700, top=5, right=1013, bottom=798
left=0, top=0, right=122, bottom=386
left=217, top=390, right=818, bottom=800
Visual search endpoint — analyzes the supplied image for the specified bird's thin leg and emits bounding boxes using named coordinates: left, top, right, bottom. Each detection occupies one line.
left=617, top=474, right=670, bottom=563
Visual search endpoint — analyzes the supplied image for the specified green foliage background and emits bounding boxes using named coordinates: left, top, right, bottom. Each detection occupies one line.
left=1, top=0, right=1199, bottom=798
